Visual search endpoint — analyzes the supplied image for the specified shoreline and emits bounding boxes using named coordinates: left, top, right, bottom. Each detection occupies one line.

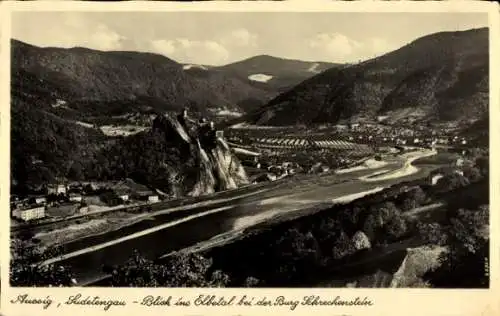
left=39, top=186, right=275, bottom=251
left=38, top=149, right=433, bottom=269
left=359, top=149, right=437, bottom=182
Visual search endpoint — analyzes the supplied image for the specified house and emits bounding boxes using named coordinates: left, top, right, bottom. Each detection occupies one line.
left=119, top=194, right=129, bottom=202
left=47, top=184, right=67, bottom=195
left=69, top=193, right=83, bottom=202
left=320, top=165, right=330, bottom=173
left=454, top=170, right=464, bottom=176
left=148, top=195, right=159, bottom=203
left=12, top=205, right=45, bottom=221
left=113, top=178, right=153, bottom=200
left=35, top=197, right=47, bottom=205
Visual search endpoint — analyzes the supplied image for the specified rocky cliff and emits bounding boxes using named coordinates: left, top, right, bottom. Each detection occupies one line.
left=150, top=114, right=249, bottom=197
left=389, top=245, right=447, bottom=288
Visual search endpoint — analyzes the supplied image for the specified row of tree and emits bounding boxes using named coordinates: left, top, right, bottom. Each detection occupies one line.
left=11, top=149, right=489, bottom=288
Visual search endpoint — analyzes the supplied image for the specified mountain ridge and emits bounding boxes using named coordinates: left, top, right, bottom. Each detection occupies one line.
left=215, top=54, right=342, bottom=93
left=246, top=27, right=489, bottom=128
left=11, top=39, right=275, bottom=115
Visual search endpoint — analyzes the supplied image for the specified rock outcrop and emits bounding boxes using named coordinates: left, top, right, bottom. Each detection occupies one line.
left=389, top=245, right=447, bottom=288
left=152, top=114, right=249, bottom=197
left=352, top=231, right=372, bottom=251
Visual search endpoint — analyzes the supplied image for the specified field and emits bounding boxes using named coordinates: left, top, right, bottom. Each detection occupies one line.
left=45, top=203, right=80, bottom=217
left=100, top=125, right=148, bottom=137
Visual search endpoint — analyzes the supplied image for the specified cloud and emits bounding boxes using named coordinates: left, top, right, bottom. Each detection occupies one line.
left=13, top=13, right=126, bottom=51
left=308, top=33, right=395, bottom=62
left=150, top=39, right=176, bottom=56
left=149, top=38, right=229, bottom=65
left=83, top=24, right=125, bottom=51
left=309, top=33, right=362, bottom=60
left=223, top=28, right=258, bottom=47
left=149, top=28, right=258, bottom=65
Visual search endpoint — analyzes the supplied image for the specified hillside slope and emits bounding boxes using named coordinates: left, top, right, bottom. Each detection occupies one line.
left=216, top=55, right=341, bottom=93
left=85, top=114, right=249, bottom=197
left=11, top=40, right=259, bottom=191
left=11, top=39, right=274, bottom=116
left=247, top=28, right=489, bottom=128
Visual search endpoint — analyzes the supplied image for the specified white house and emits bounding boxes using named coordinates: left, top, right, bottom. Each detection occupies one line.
left=47, top=184, right=67, bottom=195
left=13, top=206, right=45, bottom=221
left=455, top=158, right=465, bottom=167
left=35, top=197, right=47, bottom=205
left=119, top=194, right=129, bottom=202
left=148, top=195, right=159, bottom=203
left=69, top=194, right=82, bottom=202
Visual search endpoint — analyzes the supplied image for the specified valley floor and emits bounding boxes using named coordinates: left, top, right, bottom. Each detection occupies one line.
left=27, top=148, right=443, bottom=285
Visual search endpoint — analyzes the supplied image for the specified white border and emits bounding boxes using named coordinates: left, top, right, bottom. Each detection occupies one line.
left=1, top=2, right=499, bottom=316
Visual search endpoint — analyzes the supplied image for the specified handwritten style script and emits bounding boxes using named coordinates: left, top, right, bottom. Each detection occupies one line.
left=10, top=293, right=374, bottom=311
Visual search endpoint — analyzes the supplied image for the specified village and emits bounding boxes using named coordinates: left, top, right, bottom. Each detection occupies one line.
left=10, top=117, right=473, bottom=224
left=10, top=178, right=161, bottom=222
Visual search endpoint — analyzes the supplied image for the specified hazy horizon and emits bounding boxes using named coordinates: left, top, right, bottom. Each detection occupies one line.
left=12, top=12, right=488, bottom=66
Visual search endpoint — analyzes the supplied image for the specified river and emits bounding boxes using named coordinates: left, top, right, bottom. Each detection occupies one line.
left=37, top=150, right=441, bottom=286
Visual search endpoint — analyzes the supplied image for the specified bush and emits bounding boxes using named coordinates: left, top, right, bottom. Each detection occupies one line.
left=462, top=166, right=482, bottom=183
left=423, top=205, right=489, bottom=288
left=399, top=186, right=427, bottom=212
left=417, top=222, right=448, bottom=245
left=108, top=251, right=230, bottom=287
left=385, top=215, right=408, bottom=241
left=242, top=276, right=260, bottom=287
left=99, top=190, right=122, bottom=206
left=434, top=173, right=469, bottom=193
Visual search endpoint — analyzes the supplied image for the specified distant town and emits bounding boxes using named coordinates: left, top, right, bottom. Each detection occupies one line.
left=11, top=120, right=473, bottom=225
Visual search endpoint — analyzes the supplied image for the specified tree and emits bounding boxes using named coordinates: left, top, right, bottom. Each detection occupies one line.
left=417, top=222, right=447, bottom=246
left=11, top=264, right=75, bottom=287
left=434, top=173, right=469, bottom=193
left=475, top=156, right=489, bottom=177
left=10, top=239, right=74, bottom=286
left=108, top=251, right=231, bottom=287
left=270, top=228, right=321, bottom=283
left=448, top=206, right=488, bottom=254
left=363, top=202, right=400, bottom=242
left=462, top=165, right=482, bottom=183
left=400, top=186, right=427, bottom=212
left=331, top=230, right=355, bottom=260
left=67, top=161, right=84, bottom=180
left=242, top=276, right=260, bottom=287
left=99, top=190, right=122, bottom=206
left=424, top=205, right=489, bottom=288
left=384, top=215, right=408, bottom=241
left=342, top=205, right=366, bottom=233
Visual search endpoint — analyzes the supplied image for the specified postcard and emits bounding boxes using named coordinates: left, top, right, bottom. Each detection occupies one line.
left=0, top=1, right=499, bottom=316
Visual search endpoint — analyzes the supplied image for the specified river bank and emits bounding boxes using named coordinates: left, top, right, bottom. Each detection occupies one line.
left=32, top=149, right=442, bottom=286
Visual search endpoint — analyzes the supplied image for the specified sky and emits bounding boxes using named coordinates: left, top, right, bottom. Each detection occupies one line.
left=12, top=12, right=488, bottom=66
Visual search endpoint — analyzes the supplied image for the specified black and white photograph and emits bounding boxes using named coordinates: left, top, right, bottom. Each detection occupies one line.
left=6, top=7, right=493, bottom=290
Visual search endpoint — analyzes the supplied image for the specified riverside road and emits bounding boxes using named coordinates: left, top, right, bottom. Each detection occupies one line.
left=38, top=149, right=440, bottom=286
